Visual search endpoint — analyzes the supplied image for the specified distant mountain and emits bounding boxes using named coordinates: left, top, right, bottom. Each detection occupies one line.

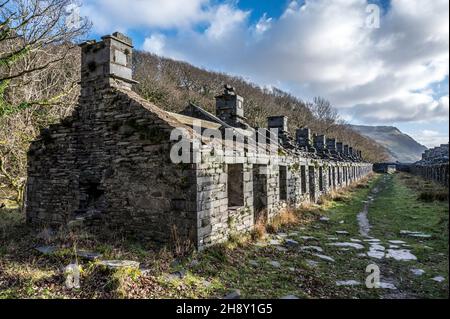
left=349, top=125, right=427, bottom=163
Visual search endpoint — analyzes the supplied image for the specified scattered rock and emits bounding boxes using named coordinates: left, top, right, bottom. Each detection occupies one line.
left=357, top=253, right=367, bottom=257
left=327, top=237, right=339, bottom=241
left=288, top=232, right=298, bottom=237
left=370, top=243, right=385, bottom=251
left=410, top=269, right=425, bottom=276
left=170, top=269, right=187, bottom=279
left=76, top=250, right=102, bottom=261
left=385, top=249, right=417, bottom=261
left=35, top=246, right=58, bottom=255
left=269, top=239, right=282, bottom=246
left=400, top=230, right=432, bottom=239
left=280, top=295, right=299, bottom=299
left=339, top=220, right=345, bottom=224
left=319, top=217, right=330, bottom=222
left=363, top=238, right=381, bottom=243
left=97, top=260, right=140, bottom=269
left=336, top=280, right=361, bottom=286
left=350, top=238, right=362, bottom=243
left=432, top=276, right=445, bottom=283
left=288, top=267, right=296, bottom=272
left=285, top=239, right=299, bottom=247
left=336, top=231, right=349, bottom=235
left=268, top=260, right=281, bottom=268
left=328, top=242, right=364, bottom=250
left=389, top=245, right=400, bottom=249
left=367, top=250, right=385, bottom=259
left=313, top=254, right=335, bottom=262
left=299, top=236, right=316, bottom=240
left=379, top=282, right=397, bottom=290
left=300, top=246, right=323, bottom=253
left=223, top=289, right=241, bottom=299
left=388, top=240, right=406, bottom=244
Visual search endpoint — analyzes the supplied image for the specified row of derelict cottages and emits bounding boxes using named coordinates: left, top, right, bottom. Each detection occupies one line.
left=25, top=32, right=372, bottom=249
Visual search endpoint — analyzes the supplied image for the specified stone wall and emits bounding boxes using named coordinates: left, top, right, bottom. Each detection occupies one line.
left=411, top=144, right=449, bottom=186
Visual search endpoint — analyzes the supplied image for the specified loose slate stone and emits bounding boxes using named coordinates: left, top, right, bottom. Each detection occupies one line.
left=97, top=260, right=140, bottom=269
left=35, top=246, right=58, bottom=255
left=350, top=238, right=362, bottom=243
left=269, top=260, right=281, bottom=268
left=285, top=239, right=299, bottom=247
left=280, top=295, right=299, bottom=299
left=385, top=249, right=417, bottom=261
left=379, top=282, right=397, bottom=290
left=363, top=238, right=381, bottom=243
left=313, top=254, right=335, bottom=262
left=400, top=230, right=432, bottom=238
left=388, top=240, right=406, bottom=244
left=319, top=217, right=330, bottom=222
left=76, top=251, right=102, bottom=261
left=336, top=231, right=349, bottom=235
left=299, top=236, right=316, bottom=240
left=300, top=246, right=323, bottom=253
left=328, top=242, right=364, bottom=250
left=432, top=276, right=445, bottom=283
left=275, top=246, right=288, bottom=252
left=367, top=250, right=385, bottom=259
left=410, top=269, right=425, bottom=276
left=336, top=280, right=361, bottom=286
left=269, top=239, right=282, bottom=246
left=223, top=289, right=241, bottom=299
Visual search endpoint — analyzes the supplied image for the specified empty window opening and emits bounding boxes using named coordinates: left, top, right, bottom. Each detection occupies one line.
left=308, top=166, right=315, bottom=202
left=253, top=164, right=268, bottom=224
left=301, top=165, right=307, bottom=194
left=319, top=166, right=324, bottom=191
left=228, top=164, right=244, bottom=207
left=328, top=169, right=332, bottom=187
left=279, top=166, right=288, bottom=200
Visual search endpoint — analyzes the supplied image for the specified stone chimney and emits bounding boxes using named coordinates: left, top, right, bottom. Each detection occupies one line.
left=267, top=116, right=288, bottom=133
left=296, top=128, right=312, bottom=148
left=343, top=145, right=349, bottom=156
left=336, top=142, right=343, bottom=154
left=326, top=138, right=337, bottom=152
left=349, top=147, right=354, bottom=157
left=79, top=32, right=137, bottom=93
left=313, top=134, right=326, bottom=152
left=215, top=85, right=246, bottom=127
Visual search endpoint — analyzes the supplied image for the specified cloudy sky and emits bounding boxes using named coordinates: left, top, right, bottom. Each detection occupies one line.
left=80, top=0, right=449, bottom=148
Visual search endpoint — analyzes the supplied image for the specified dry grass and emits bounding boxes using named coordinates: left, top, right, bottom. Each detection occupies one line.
left=266, top=208, right=299, bottom=234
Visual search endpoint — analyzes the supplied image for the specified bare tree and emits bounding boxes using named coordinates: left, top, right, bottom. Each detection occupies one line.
left=0, top=0, right=90, bottom=204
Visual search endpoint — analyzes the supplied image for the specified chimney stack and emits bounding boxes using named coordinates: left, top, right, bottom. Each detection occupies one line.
left=215, top=85, right=246, bottom=127
left=296, top=128, right=312, bottom=149
left=326, top=138, right=337, bottom=152
left=79, top=32, right=136, bottom=93
left=267, top=116, right=288, bottom=133
left=313, top=134, right=326, bottom=152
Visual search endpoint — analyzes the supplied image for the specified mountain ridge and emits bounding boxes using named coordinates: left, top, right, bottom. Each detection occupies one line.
left=349, top=125, right=427, bottom=163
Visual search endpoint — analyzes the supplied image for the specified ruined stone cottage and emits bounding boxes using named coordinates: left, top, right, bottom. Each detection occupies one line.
left=25, top=32, right=372, bottom=249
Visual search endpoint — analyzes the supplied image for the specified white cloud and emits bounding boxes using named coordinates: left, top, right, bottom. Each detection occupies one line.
left=135, top=0, right=448, bottom=126
left=81, top=0, right=209, bottom=32
left=83, top=0, right=449, bottom=126
left=413, top=129, right=449, bottom=148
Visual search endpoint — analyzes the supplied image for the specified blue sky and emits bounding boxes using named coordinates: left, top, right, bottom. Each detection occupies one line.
left=81, top=0, right=449, bottom=148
